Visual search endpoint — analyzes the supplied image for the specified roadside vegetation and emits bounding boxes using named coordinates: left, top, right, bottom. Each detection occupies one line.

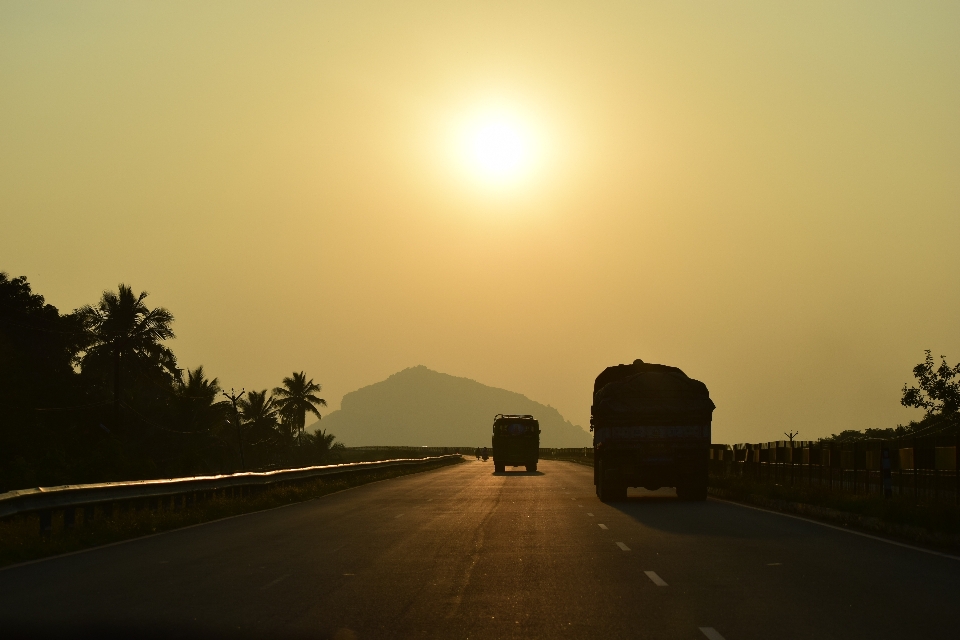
left=823, top=350, right=960, bottom=443
left=0, top=456, right=463, bottom=568
left=709, top=351, right=960, bottom=548
left=0, top=272, right=340, bottom=493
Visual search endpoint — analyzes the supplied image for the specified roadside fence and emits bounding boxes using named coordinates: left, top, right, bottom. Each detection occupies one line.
left=540, top=448, right=594, bottom=464
left=710, top=434, right=960, bottom=505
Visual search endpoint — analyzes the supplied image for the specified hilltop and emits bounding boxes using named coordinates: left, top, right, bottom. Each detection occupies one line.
left=307, top=366, right=592, bottom=448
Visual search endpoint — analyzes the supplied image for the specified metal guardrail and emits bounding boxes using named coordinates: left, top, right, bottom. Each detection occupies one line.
left=0, top=455, right=462, bottom=521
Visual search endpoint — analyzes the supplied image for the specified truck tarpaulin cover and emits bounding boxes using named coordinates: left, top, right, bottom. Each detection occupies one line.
left=592, top=360, right=715, bottom=428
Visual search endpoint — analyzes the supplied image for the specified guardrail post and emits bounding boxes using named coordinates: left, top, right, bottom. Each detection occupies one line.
left=39, top=510, right=52, bottom=536
left=881, top=445, right=892, bottom=499
left=828, top=442, right=833, bottom=490
left=64, top=507, right=76, bottom=529
left=84, top=505, right=95, bottom=525
left=911, top=436, right=920, bottom=500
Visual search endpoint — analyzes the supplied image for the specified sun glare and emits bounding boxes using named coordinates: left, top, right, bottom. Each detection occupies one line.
left=455, top=108, right=538, bottom=188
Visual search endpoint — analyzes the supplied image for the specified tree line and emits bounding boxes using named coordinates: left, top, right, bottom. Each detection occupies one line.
left=824, top=350, right=960, bottom=442
left=0, top=273, right=340, bottom=492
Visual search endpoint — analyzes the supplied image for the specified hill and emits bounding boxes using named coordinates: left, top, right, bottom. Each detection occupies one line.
left=306, top=366, right=592, bottom=448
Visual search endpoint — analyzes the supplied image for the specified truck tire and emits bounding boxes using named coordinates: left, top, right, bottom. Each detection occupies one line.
left=600, top=480, right=627, bottom=502
left=676, top=480, right=707, bottom=501
left=526, top=463, right=537, bottom=472
left=494, top=463, right=505, bottom=473
left=598, top=461, right=627, bottom=502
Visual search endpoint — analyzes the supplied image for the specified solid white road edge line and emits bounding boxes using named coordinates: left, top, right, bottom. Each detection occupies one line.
left=644, top=570, right=667, bottom=586
left=699, top=627, right=725, bottom=640
left=711, top=497, right=960, bottom=562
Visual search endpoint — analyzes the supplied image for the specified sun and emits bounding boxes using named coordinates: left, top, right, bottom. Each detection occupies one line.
left=455, top=108, right=537, bottom=187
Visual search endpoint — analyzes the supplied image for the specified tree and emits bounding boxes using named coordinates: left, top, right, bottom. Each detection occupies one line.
left=239, top=390, right=279, bottom=442
left=0, top=273, right=86, bottom=490
left=272, top=372, right=326, bottom=446
left=901, top=350, right=960, bottom=418
left=176, top=366, right=227, bottom=433
left=77, top=285, right=176, bottom=430
left=238, top=389, right=281, bottom=467
left=306, top=428, right=342, bottom=463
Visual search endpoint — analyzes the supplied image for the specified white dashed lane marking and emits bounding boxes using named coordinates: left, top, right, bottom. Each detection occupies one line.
left=644, top=571, right=668, bottom=586
left=260, top=574, right=289, bottom=590
left=587, top=513, right=594, bottom=517
left=395, top=514, right=404, bottom=518
left=616, top=542, right=630, bottom=551
left=699, top=627, right=726, bottom=640
left=598, top=524, right=608, bottom=530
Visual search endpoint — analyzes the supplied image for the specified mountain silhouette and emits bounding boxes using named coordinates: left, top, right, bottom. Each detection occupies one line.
left=306, top=365, right=591, bottom=447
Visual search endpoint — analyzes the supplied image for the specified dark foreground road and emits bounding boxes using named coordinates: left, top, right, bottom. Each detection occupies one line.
left=2, top=459, right=959, bottom=639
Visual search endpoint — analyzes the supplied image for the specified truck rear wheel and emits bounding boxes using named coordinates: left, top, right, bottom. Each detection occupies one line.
left=526, top=463, right=537, bottom=472
left=676, top=481, right=707, bottom=501
left=494, top=463, right=505, bottom=473
left=598, top=461, right=627, bottom=502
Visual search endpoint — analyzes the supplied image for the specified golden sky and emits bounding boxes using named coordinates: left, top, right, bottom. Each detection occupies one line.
left=2, top=2, right=958, bottom=443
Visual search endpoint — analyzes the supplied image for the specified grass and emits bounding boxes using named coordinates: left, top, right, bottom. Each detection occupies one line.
left=0, top=456, right=464, bottom=569
left=710, top=474, right=960, bottom=549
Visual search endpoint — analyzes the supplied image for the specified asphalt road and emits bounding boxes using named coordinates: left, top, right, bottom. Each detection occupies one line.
left=2, top=459, right=959, bottom=639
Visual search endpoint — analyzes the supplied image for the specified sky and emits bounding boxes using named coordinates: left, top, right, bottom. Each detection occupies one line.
left=2, top=1, right=958, bottom=444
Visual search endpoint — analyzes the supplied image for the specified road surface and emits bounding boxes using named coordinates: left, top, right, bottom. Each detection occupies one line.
left=1, top=459, right=959, bottom=639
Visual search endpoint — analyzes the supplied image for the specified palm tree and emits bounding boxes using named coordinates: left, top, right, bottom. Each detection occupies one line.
left=272, top=372, right=326, bottom=446
left=77, top=284, right=176, bottom=430
left=176, top=365, right=227, bottom=433
left=239, top=389, right=279, bottom=444
left=307, top=428, right=341, bottom=463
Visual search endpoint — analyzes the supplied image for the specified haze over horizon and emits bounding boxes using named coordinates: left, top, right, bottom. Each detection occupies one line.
left=2, top=2, right=958, bottom=443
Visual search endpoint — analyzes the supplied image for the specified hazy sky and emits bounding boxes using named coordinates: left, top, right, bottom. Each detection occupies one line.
left=2, top=2, right=958, bottom=443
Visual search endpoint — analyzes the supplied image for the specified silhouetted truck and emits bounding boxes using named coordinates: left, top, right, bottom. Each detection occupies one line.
left=592, top=359, right=714, bottom=502
left=492, top=414, right=540, bottom=473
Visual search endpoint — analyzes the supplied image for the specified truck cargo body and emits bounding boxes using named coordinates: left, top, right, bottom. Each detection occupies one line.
left=592, top=361, right=714, bottom=502
left=492, top=414, right=540, bottom=473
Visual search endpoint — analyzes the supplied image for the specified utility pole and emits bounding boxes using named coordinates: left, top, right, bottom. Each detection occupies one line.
left=784, top=430, right=799, bottom=445
left=223, top=388, right=246, bottom=471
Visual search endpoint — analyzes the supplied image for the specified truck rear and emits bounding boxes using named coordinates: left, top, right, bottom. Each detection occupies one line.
left=492, top=414, right=540, bottom=473
left=592, top=359, right=714, bottom=502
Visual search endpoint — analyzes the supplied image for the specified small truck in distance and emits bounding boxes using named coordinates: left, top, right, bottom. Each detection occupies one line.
left=592, top=359, right=715, bottom=502
left=491, top=414, right=540, bottom=473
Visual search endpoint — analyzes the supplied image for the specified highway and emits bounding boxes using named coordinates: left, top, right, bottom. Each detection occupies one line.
left=1, top=459, right=959, bottom=639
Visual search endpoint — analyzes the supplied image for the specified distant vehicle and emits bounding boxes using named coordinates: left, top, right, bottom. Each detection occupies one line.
left=592, top=359, right=714, bottom=502
left=492, top=414, right=540, bottom=473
